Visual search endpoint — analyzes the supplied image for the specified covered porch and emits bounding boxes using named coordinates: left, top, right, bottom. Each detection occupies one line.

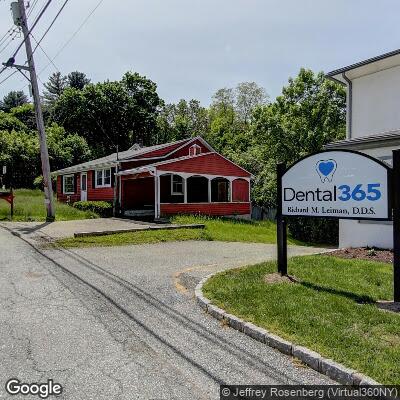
left=118, top=168, right=251, bottom=219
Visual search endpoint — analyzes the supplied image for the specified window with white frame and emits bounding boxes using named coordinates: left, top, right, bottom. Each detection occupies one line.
left=171, top=175, right=184, bottom=195
left=95, top=168, right=112, bottom=188
left=63, top=175, right=75, bottom=194
left=189, top=144, right=201, bottom=156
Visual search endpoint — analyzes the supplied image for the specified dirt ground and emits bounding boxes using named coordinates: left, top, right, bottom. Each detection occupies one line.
left=329, top=247, right=393, bottom=264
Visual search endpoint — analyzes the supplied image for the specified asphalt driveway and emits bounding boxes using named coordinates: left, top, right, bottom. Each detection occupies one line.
left=0, top=227, right=332, bottom=400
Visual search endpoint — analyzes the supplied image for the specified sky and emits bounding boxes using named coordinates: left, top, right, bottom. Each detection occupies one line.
left=0, top=0, right=399, bottom=105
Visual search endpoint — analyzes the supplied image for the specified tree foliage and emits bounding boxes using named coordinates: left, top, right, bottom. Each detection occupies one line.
left=10, top=103, right=37, bottom=131
left=52, top=72, right=163, bottom=156
left=246, top=68, right=346, bottom=206
left=0, top=91, right=29, bottom=112
left=43, top=72, right=68, bottom=104
left=0, top=68, right=346, bottom=201
left=157, top=99, right=209, bottom=142
left=67, top=71, right=90, bottom=90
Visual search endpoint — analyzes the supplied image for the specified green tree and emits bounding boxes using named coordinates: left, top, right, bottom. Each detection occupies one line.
left=235, top=82, right=268, bottom=123
left=46, top=123, right=91, bottom=170
left=0, top=129, right=40, bottom=187
left=43, top=72, right=67, bottom=104
left=0, top=112, right=28, bottom=132
left=248, top=68, right=346, bottom=206
left=211, top=88, right=235, bottom=114
left=52, top=71, right=163, bottom=156
left=0, top=91, right=28, bottom=112
left=10, top=103, right=37, bottom=131
left=157, top=99, right=209, bottom=142
left=67, top=71, right=90, bottom=90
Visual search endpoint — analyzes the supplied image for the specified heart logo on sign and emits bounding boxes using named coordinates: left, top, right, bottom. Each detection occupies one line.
left=316, top=159, right=337, bottom=182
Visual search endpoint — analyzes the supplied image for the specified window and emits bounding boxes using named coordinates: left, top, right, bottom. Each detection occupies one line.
left=171, top=175, right=184, bottom=195
left=95, top=168, right=112, bottom=188
left=189, top=144, right=201, bottom=156
left=63, top=175, right=75, bottom=194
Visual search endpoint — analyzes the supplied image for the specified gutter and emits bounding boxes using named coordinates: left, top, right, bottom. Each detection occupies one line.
left=341, top=72, right=353, bottom=139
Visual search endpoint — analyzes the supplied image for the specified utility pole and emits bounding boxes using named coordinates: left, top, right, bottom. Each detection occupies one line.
left=9, top=0, right=55, bottom=220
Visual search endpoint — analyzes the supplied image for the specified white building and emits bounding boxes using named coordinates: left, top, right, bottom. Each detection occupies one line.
left=326, top=50, right=400, bottom=249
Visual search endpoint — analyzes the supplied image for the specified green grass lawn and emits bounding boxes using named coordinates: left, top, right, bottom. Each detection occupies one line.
left=0, top=189, right=98, bottom=221
left=57, top=215, right=306, bottom=248
left=203, top=255, right=400, bottom=384
left=57, top=228, right=211, bottom=248
left=173, top=215, right=306, bottom=245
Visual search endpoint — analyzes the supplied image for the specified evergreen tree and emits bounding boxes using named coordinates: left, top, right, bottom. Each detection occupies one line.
left=43, top=72, right=67, bottom=104
left=0, top=91, right=28, bottom=112
left=67, top=71, right=90, bottom=90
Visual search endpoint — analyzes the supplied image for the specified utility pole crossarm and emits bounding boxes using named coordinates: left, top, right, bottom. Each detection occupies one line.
left=11, top=0, right=55, bottom=220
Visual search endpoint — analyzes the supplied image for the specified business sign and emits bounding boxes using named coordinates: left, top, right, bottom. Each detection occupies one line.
left=281, top=150, right=391, bottom=220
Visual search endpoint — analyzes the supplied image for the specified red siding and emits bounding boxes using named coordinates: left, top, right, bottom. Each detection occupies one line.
left=120, top=158, right=157, bottom=170
left=160, top=202, right=250, bottom=216
left=57, top=172, right=114, bottom=203
left=170, top=139, right=210, bottom=158
left=135, top=140, right=191, bottom=159
left=56, top=174, right=80, bottom=203
left=87, top=171, right=114, bottom=201
left=120, top=139, right=211, bottom=170
left=157, top=153, right=250, bottom=177
left=232, top=179, right=249, bottom=202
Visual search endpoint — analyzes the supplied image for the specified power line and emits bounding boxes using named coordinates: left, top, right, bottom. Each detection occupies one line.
left=0, top=29, right=20, bottom=56
left=10, top=0, right=52, bottom=61
left=0, top=28, right=15, bottom=48
left=0, top=70, right=18, bottom=86
left=31, top=32, right=59, bottom=71
left=38, top=0, right=105, bottom=76
left=31, top=0, right=69, bottom=56
left=27, top=0, right=41, bottom=17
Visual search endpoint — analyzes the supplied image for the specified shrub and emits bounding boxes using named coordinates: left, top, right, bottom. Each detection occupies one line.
left=72, top=201, right=113, bottom=217
left=287, top=217, right=338, bottom=245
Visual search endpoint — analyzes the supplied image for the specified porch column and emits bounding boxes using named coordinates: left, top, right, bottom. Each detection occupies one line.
left=229, top=178, right=233, bottom=202
left=119, top=176, right=122, bottom=212
left=154, top=173, right=160, bottom=219
left=157, top=174, right=161, bottom=217
left=183, top=177, right=187, bottom=203
left=208, top=178, right=212, bottom=203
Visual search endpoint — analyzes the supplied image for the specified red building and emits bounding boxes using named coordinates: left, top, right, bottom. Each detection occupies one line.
left=54, top=137, right=252, bottom=219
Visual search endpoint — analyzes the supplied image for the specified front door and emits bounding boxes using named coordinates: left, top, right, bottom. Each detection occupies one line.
left=80, top=173, right=87, bottom=201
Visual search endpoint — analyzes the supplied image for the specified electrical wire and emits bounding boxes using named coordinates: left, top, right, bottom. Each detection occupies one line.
left=0, top=0, right=52, bottom=82
left=0, top=29, right=20, bottom=56
left=38, top=0, right=105, bottom=76
left=0, top=28, right=15, bottom=48
left=30, top=33, right=59, bottom=71
left=10, top=0, right=52, bottom=60
left=0, top=70, right=18, bottom=86
left=27, top=0, right=40, bottom=18
left=31, top=0, right=69, bottom=56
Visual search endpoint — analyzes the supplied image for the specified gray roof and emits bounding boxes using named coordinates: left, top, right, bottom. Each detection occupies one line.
left=53, top=138, right=192, bottom=175
left=326, top=48, right=400, bottom=78
left=326, top=49, right=400, bottom=84
left=324, top=129, right=400, bottom=150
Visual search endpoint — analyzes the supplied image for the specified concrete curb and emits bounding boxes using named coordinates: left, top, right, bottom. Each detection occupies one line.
left=195, top=273, right=381, bottom=386
left=74, top=223, right=205, bottom=238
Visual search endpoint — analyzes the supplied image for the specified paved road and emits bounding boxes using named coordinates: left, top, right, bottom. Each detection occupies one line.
left=0, top=227, right=333, bottom=400
left=3, top=218, right=157, bottom=239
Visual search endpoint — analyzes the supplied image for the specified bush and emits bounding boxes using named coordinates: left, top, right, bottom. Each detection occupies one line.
left=72, top=201, right=113, bottom=217
left=33, top=175, right=57, bottom=190
left=287, top=217, right=338, bottom=245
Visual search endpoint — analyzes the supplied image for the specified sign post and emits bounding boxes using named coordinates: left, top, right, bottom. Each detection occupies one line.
left=277, top=149, right=397, bottom=300
left=392, top=150, right=400, bottom=302
left=276, top=162, right=287, bottom=275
